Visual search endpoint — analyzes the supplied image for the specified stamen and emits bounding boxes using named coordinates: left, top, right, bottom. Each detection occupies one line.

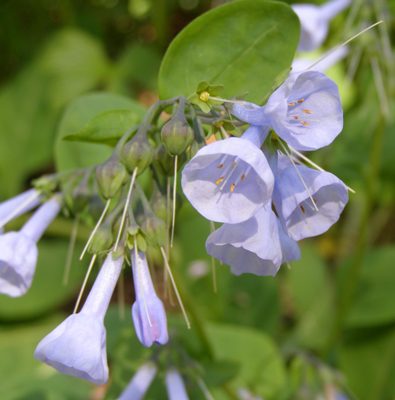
left=135, top=236, right=152, bottom=327
left=220, top=157, right=239, bottom=190
left=232, top=161, right=237, bottom=167
left=73, top=254, right=97, bottom=313
left=302, top=109, right=312, bottom=114
left=300, top=121, right=309, bottom=126
left=313, top=198, right=318, bottom=204
left=63, top=215, right=80, bottom=286
left=170, top=155, right=178, bottom=248
left=230, top=183, right=236, bottom=192
left=288, top=102, right=295, bottom=107
left=297, top=99, right=304, bottom=103
left=217, top=164, right=223, bottom=169
left=160, top=247, right=191, bottom=329
left=216, top=177, right=224, bottom=185
left=293, top=116, right=300, bottom=119
left=80, top=199, right=111, bottom=260
left=114, top=167, right=138, bottom=251
left=241, top=174, right=245, bottom=181
left=300, top=205, right=306, bottom=214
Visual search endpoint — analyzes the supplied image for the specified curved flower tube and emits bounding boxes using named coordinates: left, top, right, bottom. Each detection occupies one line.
left=292, top=0, right=352, bottom=52
left=206, top=206, right=283, bottom=276
left=117, top=362, right=157, bottom=400
left=34, top=253, right=124, bottom=385
left=273, top=162, right=348, bottom=241
left=131, top=249, right=168, bottom=347
left=231, top=71, right=343, bottom=151
left=166, top=368, right=189, bottom=400
left=182, top=125, right=274, bottom=224
left=0, top=196, right=61, bottom=297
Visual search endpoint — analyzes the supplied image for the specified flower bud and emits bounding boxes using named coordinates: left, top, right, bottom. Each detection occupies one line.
left=154, top=143, right=187, bottom=177
left=69, top=185, right=91, bottom=214
left=121, top=134, right=154, bottom=175
left=150, top=184, right=167, bottom=221
left=161, top=98, right=194, bottom=156
left=141, top=213, right=167, bottom=248
left=95, top=156, right=127, bottom=199
left=89, top=222, right=114, bottom=254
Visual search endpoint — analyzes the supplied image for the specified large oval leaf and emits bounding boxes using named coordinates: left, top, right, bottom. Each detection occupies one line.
left=159, top=0, right=299, bottom=104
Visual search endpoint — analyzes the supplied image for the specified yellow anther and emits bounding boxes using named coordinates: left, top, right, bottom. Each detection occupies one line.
left=216, top=177, right=224, bottom=185
left=313, top=198, right=317, bottom=203
left=301, top=121, right=309, bottom=126
left=288, top=102, right=295, bottom=107
left=200, top=91, right=210, bottom=102
left=297, top=99, right=304, bottom=103
left=230, top=183, right=236, bottom=192
left=232, top=161, right=237, bottom=167
left=293, top=116, right=300, bottom=120
left=300, top=205, right=306, bottom=214
left=217, top=164, right=223, bottom=169
left=302, top=109, right=312, bottom=114
left=241, top=174, right=245, bottom=181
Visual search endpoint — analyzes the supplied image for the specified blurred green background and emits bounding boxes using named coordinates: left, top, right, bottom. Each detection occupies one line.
left=1, top=0, right=395, bottom=399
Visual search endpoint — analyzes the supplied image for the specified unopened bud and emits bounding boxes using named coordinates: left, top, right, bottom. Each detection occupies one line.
left=141, top=213, right=167, bottom=248
left=122, top=134, right=154, bottom=175
left=89, top=222, right=114, bottom=254
left=69, top=185, right=91, bottom=214
left=150, top=184, right=167, bottom=221
left=95, top=157, right=127, bottom=199
left=154, top=143, right=186, bottom=177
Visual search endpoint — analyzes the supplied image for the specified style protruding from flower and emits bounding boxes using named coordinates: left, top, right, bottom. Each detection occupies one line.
left=0, top=196, right=62, bottom=297
left=116, top=362, right=157, bottom=400
left=166, top=368, right=189, bottom=400
left=273, top=156, right=349, bottom=241
left=231, top=71, right=343, bottom=151
left=292, top=0, right=352, bottom=52
left=34, top=253, right=124, bottom=385
left=182, top=125, right=275, bottom=224
left=131, top=249, right=168, bottom=348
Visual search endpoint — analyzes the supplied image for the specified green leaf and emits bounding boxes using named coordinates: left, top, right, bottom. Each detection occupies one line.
left=345, top=246, right=395, bottom=328
left=55, top=92, right=147, bottom=171
left=159, top=0, right=299, bottom=104
left=0, top=238, right=90, bottom=321
left=63, top=109, right=142, bottom=146
left=0, top=315, right=91, bottom=400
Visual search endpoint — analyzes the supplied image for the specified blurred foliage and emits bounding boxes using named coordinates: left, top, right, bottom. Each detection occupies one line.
left=0, top=0, right=395, bottom=399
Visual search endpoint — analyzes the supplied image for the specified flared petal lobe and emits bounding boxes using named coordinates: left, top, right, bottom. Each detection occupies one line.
left=182, top=126, right=274, bottom=224
left=166, top=369, right=189, bottom=400
left=131, top=250, right=168, bottom=347
left=273, top=163, right=348, bottom=240
left=117, top=363, right=157, bottom=400
left=277, top=219, right=301, bottom=264
left=206, top=207, right=283, bottom=276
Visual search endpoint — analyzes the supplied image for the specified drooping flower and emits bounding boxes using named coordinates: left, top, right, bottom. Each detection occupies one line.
left=273, top=157, right=348, bottom=241
left=34, top=253, right=124, bottom=385
left=292, top=0, right=352, bottom=52
left=117, top=362, right=157, bottom=400
left=0, top=196, right=61, bottom=297
left=0, top=188, right=42, bottom=228
left=231, top=70, right=343, bottom=151
left=131, top=249, right=168, bottom=347
left=206, top=203, right=300, bottom=277
left=165, top=368, right=189, bottom=400
left=182, top=125, right=275, bottom=224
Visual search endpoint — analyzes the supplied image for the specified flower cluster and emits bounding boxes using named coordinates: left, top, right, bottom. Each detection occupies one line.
left=182, top=69, right=349, bottom=276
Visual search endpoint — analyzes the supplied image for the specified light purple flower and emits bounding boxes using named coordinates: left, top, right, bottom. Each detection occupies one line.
left=166, top=368, right=189, bottom=400
left=131, top=249, right=168, bottom=347
left=34, top=253, right=124, bottom=385
left=273, top=159, right=348, bottom=241
left=117, top=362, right=157, bottom=400
left=0, top=188, right=42, bottom=228
left=292, top=0, right=352, bottom=52
left=292, top=46, right=349, bottom=73
left=0, top=196, right=61, bottom=297
left=206, top=206, right=283, bottom=276
left=277, top=219, right=301, bottom=264
left=231, top=71, right=343, bottom=151
left=182, top=125, right=274, bottom=224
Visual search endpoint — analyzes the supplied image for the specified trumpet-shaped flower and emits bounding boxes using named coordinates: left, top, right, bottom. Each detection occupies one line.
left=231, top=71, right=343, bottom=151
left=35, top=253, right=124, bottom=385
left=182, top=125, right=274, bottom=224
left=166, top=368, right=189, bottom=400
left=292, top=0, right=352, bottom=52
left=206, top=206, right=283, bottom=276
left=0, top=196, right=61, bottom=297
left=131, top=249, right=168, bottom=347
left=273, top=161, right=348, bottom=241
left=0, top=188, right=42, bottom=228
left=117, top=362, right=157, bottom=400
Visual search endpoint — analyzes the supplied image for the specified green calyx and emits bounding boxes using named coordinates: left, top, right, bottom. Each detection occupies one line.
left=154, top=143, right=187, bottom=177
left=121, top=133, right=155, bottom=175
left=95, top=154, right=127, bottom=199
left=207, top=117, right=241, bottom=140
left=263, top=129, right=291, bottom=155
left=160, top=97, right=194, bottom=156
left=187, top=81, right=224, bottom=113
left=89, top=222, right=114, bottom=254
